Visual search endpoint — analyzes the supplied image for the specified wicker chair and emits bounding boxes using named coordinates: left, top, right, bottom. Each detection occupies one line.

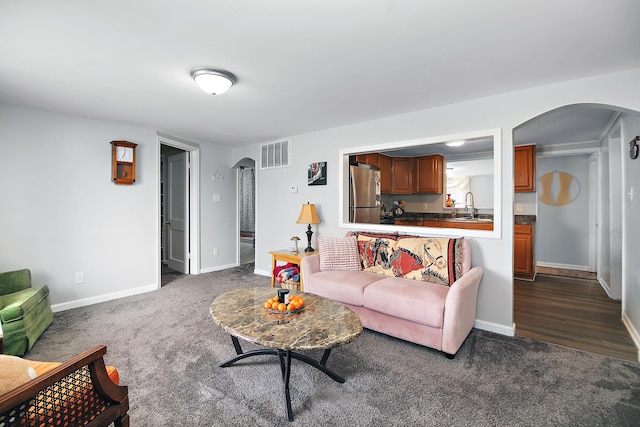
left=0, top=345, right=129, bottom=427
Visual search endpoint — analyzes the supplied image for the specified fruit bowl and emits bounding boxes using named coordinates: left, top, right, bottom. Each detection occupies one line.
left=265, top=305, right=305, bottom=314
left=263, top=294, right=306, bottom=314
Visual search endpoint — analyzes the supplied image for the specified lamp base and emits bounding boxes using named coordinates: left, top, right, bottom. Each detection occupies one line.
left=305, top=225, right=314, bottom=252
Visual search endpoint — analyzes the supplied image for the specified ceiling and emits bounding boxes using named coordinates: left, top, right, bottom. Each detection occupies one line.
left=1, top=1, right=639, bottom=147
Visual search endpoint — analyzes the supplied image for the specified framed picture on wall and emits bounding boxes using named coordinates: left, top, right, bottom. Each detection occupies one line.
left=308, top=162, right=327, bottom=186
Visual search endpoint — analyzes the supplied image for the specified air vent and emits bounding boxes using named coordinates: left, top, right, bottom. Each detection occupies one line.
left=260, top=140, right=290, bottom=169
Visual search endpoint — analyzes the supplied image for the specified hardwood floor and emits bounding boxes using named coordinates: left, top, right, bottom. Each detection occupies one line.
left=514, top=273, right=638, bottom=363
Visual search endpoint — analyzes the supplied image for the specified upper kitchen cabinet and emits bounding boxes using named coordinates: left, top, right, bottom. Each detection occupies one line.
left=391, top=157, right=415, bottom=194
left=354, top=153, right=379, bottom=165
left=514, top=145, right=536, bottom=192
left=352, top=153, right=392, bottom=193
left=377, top=154, right=392, bottom=193
left=415, top=154, right=443, bottom=194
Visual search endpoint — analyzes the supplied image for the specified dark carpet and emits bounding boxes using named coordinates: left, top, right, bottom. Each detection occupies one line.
left=26, top=264, right=640, bottom=426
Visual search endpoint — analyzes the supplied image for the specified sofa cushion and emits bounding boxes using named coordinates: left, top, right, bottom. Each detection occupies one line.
left=393, top=236, right=465, bottom=286
left=303, top=270, right=387, bottom=306
left=363, top=277, right=449, bottom=328
left=0, top=286, right=49, bottom=322
left=318, top=236, right=362, bottom=271
left=355, top=232, right=398, bottom=276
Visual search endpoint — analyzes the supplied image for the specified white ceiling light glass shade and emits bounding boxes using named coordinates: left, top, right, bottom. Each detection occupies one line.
left=446, top=140, right=465, bottom=147
left=190, top=68, right=237, bottom=95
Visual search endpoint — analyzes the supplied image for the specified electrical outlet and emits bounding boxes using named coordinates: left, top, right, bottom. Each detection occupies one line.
left=422, top=203, right=428, bottom=210
left=213, top=248, right=219, bottom=256
left=75, top=272, right=85, bottom=284
left=213, top=194, right=221, bottom=202
left=290, top=186, right=298, bottom=193
left=516, top=203, right=523, bottom=212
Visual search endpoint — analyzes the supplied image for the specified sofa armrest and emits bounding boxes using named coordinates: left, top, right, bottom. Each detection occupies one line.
left=441, top=266, right=483, bottom=355
left=301, top=254, right=321, bottom=285
left=0, top=345, right=129, bottom=427
left=0, top=269, right=32, bottom=296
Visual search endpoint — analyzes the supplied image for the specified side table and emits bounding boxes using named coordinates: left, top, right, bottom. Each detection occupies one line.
left=268, top=249, right=316, bottom=291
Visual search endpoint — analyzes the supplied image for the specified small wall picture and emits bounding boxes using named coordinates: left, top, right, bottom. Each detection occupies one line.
left=308, top=162, right=327, bottom=186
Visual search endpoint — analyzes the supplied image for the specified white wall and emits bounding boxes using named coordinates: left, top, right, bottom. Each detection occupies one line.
left=0, top=104, right=159, bottom=307
left=232, top=68, right=640, bottom=338
left=0, top=103, right=238, bottom=310
left=620, top=112, right=640, bottom=349
left=198, top=143, right=238, bottom=271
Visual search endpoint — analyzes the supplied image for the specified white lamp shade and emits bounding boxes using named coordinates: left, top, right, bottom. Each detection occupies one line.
left=191, top=69, right=236, bottom=95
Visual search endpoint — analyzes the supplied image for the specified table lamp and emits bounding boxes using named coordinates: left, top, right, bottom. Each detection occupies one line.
left=296, top=203, right=320, bottom=252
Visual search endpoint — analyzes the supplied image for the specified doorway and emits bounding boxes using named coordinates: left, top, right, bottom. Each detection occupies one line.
left=234, top=158, right=256, bottom=265
left=512, top=104, right=634, bottom=356
left=158, top=136, right=201, bottom=287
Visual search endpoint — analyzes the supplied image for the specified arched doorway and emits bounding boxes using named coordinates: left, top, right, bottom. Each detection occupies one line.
left=512, top=103, right=639, bottom=361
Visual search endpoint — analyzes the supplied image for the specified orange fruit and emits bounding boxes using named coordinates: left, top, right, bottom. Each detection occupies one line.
left=292, top=301, right=301, bottom=310
left=278, top=303, right=287, bottom=311
left=264, top=301, right=271, bottom=309
left=287, top=303, right=295, bottom=311
left=298, top=298, right=304, bottom=307
left=271, top=301, right=279, bottom=310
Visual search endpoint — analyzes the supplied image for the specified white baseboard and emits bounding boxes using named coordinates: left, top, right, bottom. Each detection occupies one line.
left=200, top=263, right=238, bottom=274
left=598, top=278, right=613, bottom=298
left=475, top=320, right=515, bottom=336
left=622, top=312, right=640, bottom=363
left=536, top=261, right=589, bottom=271
left=51, top=284, right=157, bottom=313
left=254, top=269, right=270, bottom=277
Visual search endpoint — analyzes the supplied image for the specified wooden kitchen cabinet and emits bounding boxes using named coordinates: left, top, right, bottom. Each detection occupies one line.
left=415, top=154, right=444, bottom=194
left=422, top=220, right=440, bottom=227
left=377, top=154, right=392, bottom=193
left=354, top=153, right=379, bottom=165
left=439, top=220, right=494, bottom=231
left=391, top=157, right=415, bottom=194
left=514, top=145, right=536, bottom=192
left=514, top=224, right=535, bottom=279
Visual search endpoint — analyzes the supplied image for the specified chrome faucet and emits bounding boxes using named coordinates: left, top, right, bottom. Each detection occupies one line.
left=465, top=192, right=476, bottom=219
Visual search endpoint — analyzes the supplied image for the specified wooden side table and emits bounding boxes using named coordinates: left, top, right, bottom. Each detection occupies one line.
left=269, top=249, right=316, bottom=291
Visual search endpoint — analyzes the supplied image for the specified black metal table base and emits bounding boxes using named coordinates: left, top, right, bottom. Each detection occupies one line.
left=220, top=336, right=345, bottom=421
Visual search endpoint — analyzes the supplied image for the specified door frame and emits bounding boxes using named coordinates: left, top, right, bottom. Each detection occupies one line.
left=157, top=135, right=200, bottom=287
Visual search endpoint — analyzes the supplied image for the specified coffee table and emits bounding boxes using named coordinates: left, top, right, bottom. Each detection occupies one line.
left=210, top=287, right=362, bottom=422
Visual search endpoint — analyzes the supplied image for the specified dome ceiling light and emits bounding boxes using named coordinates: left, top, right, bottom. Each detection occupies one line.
left=190, top=68, right=237, bottom=95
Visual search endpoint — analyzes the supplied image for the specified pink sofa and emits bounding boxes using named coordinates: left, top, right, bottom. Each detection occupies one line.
left=301, top=233, right=482, bottom=358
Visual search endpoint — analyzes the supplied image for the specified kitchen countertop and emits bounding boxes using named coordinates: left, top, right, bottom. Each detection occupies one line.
left=379, top=213, right=536, bottom=225
left=515, top=215, right=536, bottom=225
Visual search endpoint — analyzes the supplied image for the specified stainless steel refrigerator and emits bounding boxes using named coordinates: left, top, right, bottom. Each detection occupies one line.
left=349, top=163, right=381, bottom=224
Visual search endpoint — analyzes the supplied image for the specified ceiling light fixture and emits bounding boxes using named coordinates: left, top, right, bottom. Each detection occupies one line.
left=190, top=67, right=237, bottom=95
left=446, top=140, right=465, bottom=147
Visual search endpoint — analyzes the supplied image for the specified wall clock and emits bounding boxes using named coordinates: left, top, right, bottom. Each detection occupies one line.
left=111, top=140, right=138, bottom=185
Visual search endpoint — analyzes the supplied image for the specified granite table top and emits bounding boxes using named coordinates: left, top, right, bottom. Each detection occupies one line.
left=210, top=287, right=362, bottom=351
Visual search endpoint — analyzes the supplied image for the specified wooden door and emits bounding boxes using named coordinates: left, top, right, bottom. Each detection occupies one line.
left=377, top=154, right=392, bottom=193
left=514, top=224, right=534, bottom=277
left=391, top=157, right=414, bottom=194
left=514, top=145, right=536, bottom=192
left=415, top=155, right=443, bottom=193
left=167, top=151, right=189, bottom=274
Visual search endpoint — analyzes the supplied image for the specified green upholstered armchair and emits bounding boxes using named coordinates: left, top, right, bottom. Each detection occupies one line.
left=0, top=269, right=53, bottom=356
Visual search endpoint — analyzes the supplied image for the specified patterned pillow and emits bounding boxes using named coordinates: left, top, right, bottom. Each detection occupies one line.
left=355, top=233, right=398, bottom=276
left=393, top=236, right=465, bottom=286
left=318, top=236, right=362, bottom=271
